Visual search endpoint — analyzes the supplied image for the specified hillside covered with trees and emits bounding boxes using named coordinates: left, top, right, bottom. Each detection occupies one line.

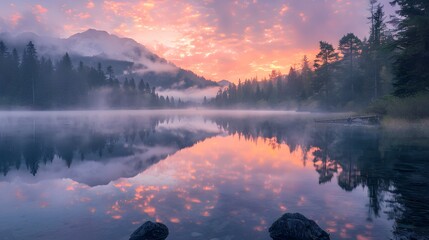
left=208, top=0, right=428, bottom=118
left=0, top=41, right=185, bottom=109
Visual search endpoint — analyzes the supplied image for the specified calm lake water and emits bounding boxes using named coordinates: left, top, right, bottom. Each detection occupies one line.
left=0, top=110, right=428, bottom=240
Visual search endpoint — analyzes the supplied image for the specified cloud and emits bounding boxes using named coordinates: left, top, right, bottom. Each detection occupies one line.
left=76, top=12, right=91, bottom=20
left=33, top=4, right=48, bottom=15
left=279, top=4, right=289, bottom=15
left=86, top=1, right=95, bottom=9
left=10, top=13, right=22, bottom=26
left=95, top=0, right=381, bottom=81
left=12, top=11, right=53, bottom=36
left=0, top=0, right=395, bottom=82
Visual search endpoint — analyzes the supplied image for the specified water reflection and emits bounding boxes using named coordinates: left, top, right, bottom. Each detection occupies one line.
left=0, top=111, right=428, bottom=240
left=0, top=112, right=220, bottom=185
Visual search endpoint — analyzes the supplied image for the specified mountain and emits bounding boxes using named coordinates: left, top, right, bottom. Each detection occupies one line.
left=0, top=29, right=219, bottom=89
left=0, top=114, right=220, bottom=186
left=218, top=79, right=232, bottom=87
left=65, top=29, right=173, bottom=73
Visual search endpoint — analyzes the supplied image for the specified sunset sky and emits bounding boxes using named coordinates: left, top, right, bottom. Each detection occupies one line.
left=0, top=0, right=394, bottom=82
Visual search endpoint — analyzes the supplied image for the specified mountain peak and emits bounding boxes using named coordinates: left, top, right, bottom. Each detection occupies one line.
left=218, top=80, right=232, bottom=87
left=15, top=31, right=40, bottom=39
left=0, top=29, right=219, bottom=89
left=69, top=28, right=111, bottom=39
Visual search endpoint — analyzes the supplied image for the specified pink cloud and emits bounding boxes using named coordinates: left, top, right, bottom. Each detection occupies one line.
left=77, top=12, right=91, bottom=20
left=279, top=4, right=289, bottom=15
left=103, top=1, right=129, bottom=16
left=10, top=13, right=22, bottom=26
left=1, top=0, right=393, bottom=82
left=64, top=9, right=74, bottom=16
left=33, top=4, right=48, bottom=15
left=86, top=1, right=95, bottom=9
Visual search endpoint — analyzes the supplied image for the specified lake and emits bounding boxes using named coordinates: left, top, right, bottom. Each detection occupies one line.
left=0, top=110, right=428, bottom=240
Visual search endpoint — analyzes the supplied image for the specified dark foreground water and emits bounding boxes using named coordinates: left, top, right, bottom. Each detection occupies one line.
left=0, top=110, right=428, bottom=240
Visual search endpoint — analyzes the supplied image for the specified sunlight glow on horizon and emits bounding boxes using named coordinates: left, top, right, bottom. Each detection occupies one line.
left=0, top=0, right=394, bottom=82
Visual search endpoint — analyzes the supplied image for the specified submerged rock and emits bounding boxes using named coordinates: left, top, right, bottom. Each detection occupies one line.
left=130, top=221, right=169, bottom=240
left=269, top=213, right=330, bottom=240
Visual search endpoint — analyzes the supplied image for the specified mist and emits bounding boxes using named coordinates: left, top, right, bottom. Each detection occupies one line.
left=0, top=1, right=428, bottom=240
left=157, top=86, right=220, bottom=102
left=0, top=29, right=178, bottom=77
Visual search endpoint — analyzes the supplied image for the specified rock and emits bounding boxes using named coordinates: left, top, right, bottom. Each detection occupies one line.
left=269, top=213, right=330, bottom=240
left=130, top=221, right=169, bottom=240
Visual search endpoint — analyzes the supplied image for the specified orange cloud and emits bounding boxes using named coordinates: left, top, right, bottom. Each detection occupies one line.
left=103, top=1, right=129, bottom=16
left=4, top=0, right=375, bottom=82
left=96, top=0, right=326, bottom=82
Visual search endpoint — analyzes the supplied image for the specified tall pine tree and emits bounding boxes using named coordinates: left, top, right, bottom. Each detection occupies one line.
left=21, top=41, right=39, bottom=105
left=390, top=0, right=429, bottom=97
left=314, top=41, right=339, bottom=106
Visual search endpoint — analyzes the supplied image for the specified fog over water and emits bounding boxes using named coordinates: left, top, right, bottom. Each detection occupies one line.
left=0, top=110, right=428, bottom=240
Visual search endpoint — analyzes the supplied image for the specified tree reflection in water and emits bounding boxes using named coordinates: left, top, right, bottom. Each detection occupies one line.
left=213, top=115, right=429, bottom=239
left=0, top=112, right=428, bottom=239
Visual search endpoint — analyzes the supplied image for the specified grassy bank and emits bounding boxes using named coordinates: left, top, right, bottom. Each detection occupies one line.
left=367, top=93, right=429, bottom=120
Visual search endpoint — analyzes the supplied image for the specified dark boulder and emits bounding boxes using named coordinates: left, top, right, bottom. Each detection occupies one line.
left=130, top=221, right=169, bottom=240
left=269, top=213, right=330, bottom=240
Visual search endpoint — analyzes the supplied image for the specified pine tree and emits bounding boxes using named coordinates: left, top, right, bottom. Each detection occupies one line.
left=313, top=41, right=339, bottom=106
left=55, top=53, right=76, bottom=106
left=129, top=78, right=136, bottom=90
left=123, top=78, right=130, bottom=91
left=9, top=49, right=20, bottom=101
left=0, top=41, right=8, bottom=99
left=390, top=0, right=429, bottom=97
left=286, top=67, right=301, bottom=99
left=300, top=55, right=314, bottom=99
left=368, top=1, right=387, bottom=99
left=21, top=41, right=39, bottom=106
left=38, top=57, right=54, bottom=106
left=339, top=33, right=363, bottom=98
left=138, top=80, right=145, bottom=92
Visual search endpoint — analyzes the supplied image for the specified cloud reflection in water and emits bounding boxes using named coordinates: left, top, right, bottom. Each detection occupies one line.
left=2, top=112, right=421, bottom=240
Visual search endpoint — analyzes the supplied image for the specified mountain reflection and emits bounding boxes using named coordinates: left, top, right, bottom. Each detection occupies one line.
left=0, top=112, right=220, bottom=185
left=0, top=112, right=428, bottom=239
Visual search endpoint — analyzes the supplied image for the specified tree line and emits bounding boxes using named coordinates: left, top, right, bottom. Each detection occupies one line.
left=208, top=0, right=428, bottom=113
left=0, top=41, right=185, bottom=109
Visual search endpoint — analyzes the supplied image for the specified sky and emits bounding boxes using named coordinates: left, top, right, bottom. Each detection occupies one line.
left=0, top=0, right=395, bottom=82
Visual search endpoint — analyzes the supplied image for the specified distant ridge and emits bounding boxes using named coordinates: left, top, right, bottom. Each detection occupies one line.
left=218, top=79, right=232, bottom=87
left=0, top=29, right=219, bottom=89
